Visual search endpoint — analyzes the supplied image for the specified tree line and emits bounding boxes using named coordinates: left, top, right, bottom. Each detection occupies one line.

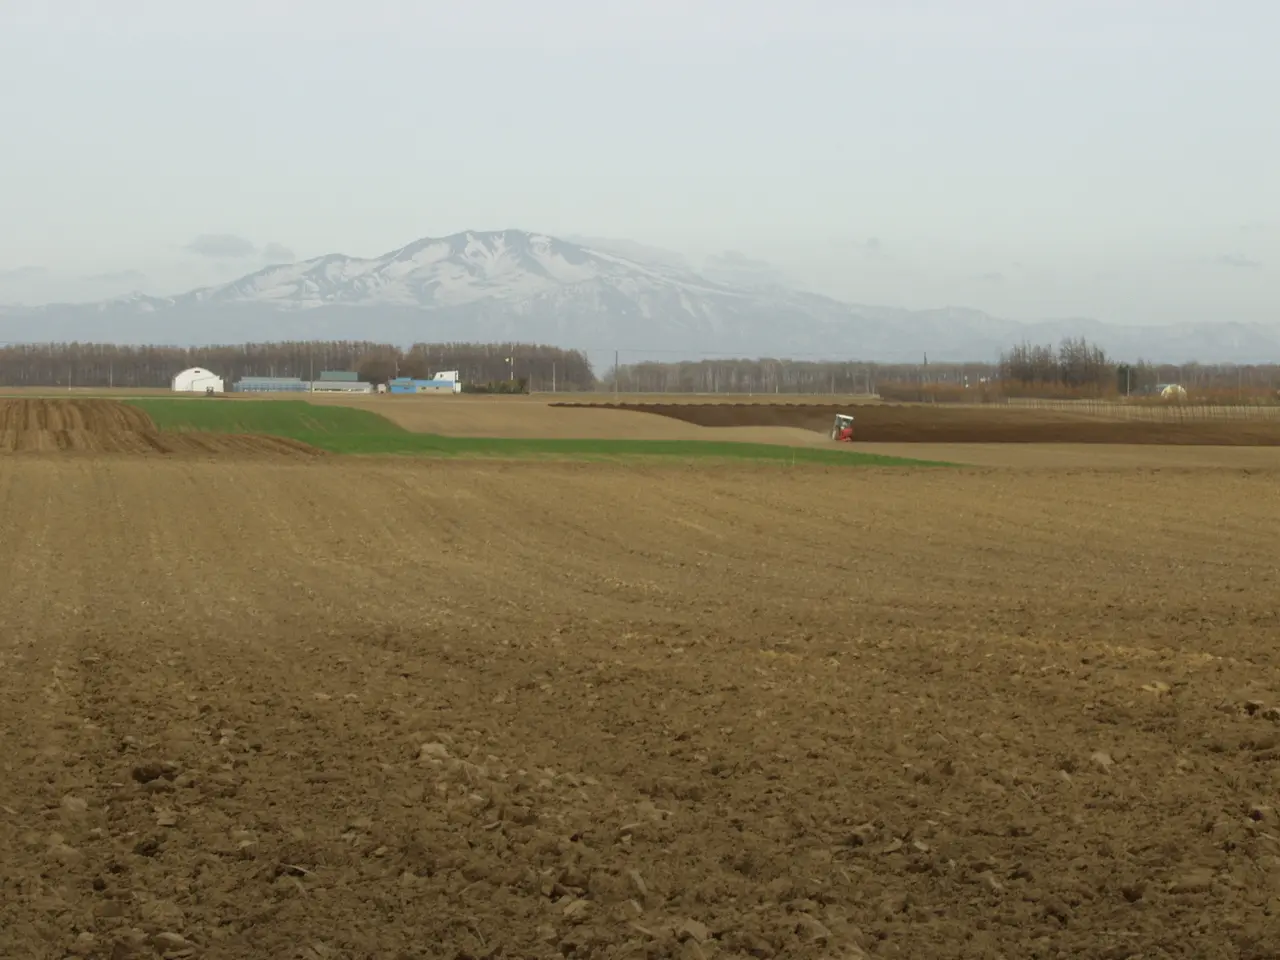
left=2, top=338, right=1276, bottom=400
left=609, top=358, right=949, bottom=394
left=996, top=338, right=1280, bottom=399
left=0, top=341, right=596, bottom=391
left=611, top=343, right=1280, bottom=401
left=998, top=338, right=1113, bottom=392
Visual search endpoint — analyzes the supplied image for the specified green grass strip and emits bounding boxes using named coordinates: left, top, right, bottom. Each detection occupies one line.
left=126, top=398, right=952, bottom=466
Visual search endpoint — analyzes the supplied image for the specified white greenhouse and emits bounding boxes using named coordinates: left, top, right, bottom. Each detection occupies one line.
left=171, top=367, right=225, bottom=394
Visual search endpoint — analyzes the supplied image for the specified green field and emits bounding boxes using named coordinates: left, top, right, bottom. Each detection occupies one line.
left=127, top=398, right=949, bottom=466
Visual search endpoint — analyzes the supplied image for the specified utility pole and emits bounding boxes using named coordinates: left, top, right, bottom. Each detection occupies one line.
left=552, top=361, right=556, bottom=393
left=614, top=350, right=619, bottom=398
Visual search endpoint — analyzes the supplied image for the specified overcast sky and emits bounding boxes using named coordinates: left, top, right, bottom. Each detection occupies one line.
left=0, top=0, right=1276, bottom=325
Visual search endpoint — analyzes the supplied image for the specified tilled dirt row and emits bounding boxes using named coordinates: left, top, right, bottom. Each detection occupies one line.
left=3, top=459, right=1280, bottom=959
left=0, top=399, right=323, bottom=456
left=556, top=402, right=1280, bottom=444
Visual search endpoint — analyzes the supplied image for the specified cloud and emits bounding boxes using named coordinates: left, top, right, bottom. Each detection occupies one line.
left=182, top=234, right=296, bottom=264
left=85, top=269, right=147, bottom=284
left=702, top=250, right=792, bottom=288
left=184, top=233, right=258, bottom=259
left=975, top=271, right=1004, bottom=283
left=707, top=250, right=773, bottom=270
left=1215, top=254, right=1262, bottom=269
left=0, top=265, right=47, bottom=280
left=261, top=242, right=296, bottom=264
left=833, top=236, right=887, bottom=258
left=1238, top=221, right=1271, bottom=234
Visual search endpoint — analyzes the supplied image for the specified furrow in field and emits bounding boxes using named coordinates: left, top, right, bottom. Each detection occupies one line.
left=2, top=459, right=1279, bottom=957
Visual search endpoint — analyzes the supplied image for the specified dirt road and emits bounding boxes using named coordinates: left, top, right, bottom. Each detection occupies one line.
left=3, top=457, right=1280, bottom=958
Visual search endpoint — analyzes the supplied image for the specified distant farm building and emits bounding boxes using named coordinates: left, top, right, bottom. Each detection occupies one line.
left=233, top=376, right=308, bottom=393
left=310, top=381, right=373, bottom=394
left=389, top=378, right=455, bottom=395
left=389, top=370, right=462, bottom=395
left=310, top=371, right=373, bottom=394
left=172, top=367, right=225, bottom=394
left=229, top=369, right=453, bottom=394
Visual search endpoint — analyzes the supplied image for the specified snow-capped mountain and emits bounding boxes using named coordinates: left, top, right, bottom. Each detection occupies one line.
left=2, top=229, right=1277, bottom=365
left=191, top=230, right=693, bottom=308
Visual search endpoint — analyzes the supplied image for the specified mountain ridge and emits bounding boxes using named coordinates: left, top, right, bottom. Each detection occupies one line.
left=2, top=228, right=1277, bottom=366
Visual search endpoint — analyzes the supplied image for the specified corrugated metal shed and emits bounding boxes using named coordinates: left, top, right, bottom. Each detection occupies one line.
left=318, top=371, right=359, bottom=382
left=309, top=381, right=373, bottom=393
left=233, top=376, right=308, bottom=393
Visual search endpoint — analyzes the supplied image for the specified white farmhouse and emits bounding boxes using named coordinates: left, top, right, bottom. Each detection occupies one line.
left=431, top=370, right=463, bottom=394
left=171, top=367, right=225, bottom=394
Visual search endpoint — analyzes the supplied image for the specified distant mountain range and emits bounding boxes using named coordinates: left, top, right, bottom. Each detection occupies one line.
left=1, top=229, right=1276, bottom=366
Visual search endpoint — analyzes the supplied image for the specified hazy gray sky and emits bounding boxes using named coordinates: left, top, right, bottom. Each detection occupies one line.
left=1, top=0, right=1276, bottom=324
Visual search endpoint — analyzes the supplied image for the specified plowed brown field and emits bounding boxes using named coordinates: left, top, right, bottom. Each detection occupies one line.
left=561, top=402, right=1280, bottom=445
left=312, top=395, right=832, bottom=445
left=0, top=399, right=323, bottom=457
left=3, top=458, right=1280, bottom=959
left=848, top=442, right=1280, bottom=468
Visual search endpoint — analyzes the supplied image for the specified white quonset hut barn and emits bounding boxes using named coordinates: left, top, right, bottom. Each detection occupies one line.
left=171, top=367, right=225, bottom=394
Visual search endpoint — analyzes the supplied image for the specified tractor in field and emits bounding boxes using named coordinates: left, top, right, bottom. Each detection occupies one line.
left=830, top=413, right=855, bottom=442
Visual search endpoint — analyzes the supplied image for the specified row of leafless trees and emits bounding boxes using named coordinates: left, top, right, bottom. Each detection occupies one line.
left=3, top=339, right=1277, bottom=399
left=608, top=347, right=1280, bottom=400
left=0, top=341, right=596, bottom=390
left=351, top=342, right=593, bottom=389
left=996, top=338, right=1280, bottom=398
left=998, top=338, right=1113, bottom=390
left=608, top=359, right=951, bottom=394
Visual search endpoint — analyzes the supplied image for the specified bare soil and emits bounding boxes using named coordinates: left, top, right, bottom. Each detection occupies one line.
left=562, top=402, right=1280, bottom=445
left=850, top=442, right=1280, bottom=469
left=0, top=399, right=323, bottom=458
left=0, top=387, right=178, bottom=398
left=316, top=395, right=833, bottom=445
left=3, top=458, right=1280, bottom=959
